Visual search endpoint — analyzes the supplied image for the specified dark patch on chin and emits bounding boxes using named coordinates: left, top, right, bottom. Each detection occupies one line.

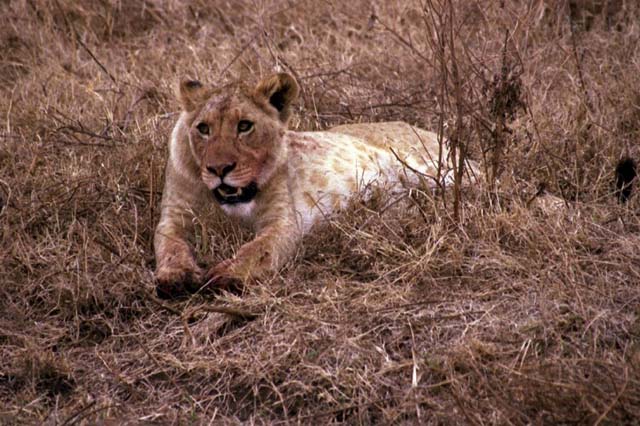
left=212, top=182, right=259, bottom=204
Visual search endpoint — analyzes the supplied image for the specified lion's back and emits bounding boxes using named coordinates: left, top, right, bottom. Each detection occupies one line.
left=328, top=121, right=440, bottom=154
left=284, top=122, right=456, bottom=231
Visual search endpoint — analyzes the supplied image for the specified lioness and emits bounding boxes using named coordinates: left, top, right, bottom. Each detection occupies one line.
left=154, top=73, right=468, bottom=299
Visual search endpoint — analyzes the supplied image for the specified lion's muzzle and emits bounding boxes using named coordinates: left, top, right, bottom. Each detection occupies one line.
left=212, top=182, right=258, bottom=204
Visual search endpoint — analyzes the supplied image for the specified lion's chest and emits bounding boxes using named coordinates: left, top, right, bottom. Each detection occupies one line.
left=285, top=131, right=405, bottom=233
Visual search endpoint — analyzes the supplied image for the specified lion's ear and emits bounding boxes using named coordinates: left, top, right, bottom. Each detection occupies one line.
left=254, top=73, right=299, bottom=122
left=178, top=79, right=209, bottom=112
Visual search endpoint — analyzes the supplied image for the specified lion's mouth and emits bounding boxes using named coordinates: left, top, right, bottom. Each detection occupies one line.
left=212, top=182, right=258, bottom=204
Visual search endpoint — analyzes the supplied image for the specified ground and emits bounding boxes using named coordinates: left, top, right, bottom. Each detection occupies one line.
left=1, top=0, right=639, bottom=424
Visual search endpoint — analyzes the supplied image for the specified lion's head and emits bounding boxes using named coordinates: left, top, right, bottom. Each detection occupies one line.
left=178, top=73, right=299, bottom=205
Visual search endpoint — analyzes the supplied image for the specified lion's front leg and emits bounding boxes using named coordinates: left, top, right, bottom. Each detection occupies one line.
left=155, top=228, right=203, bottom=299
left=203, top=220, right=300, bottom=293
left=154, top=162, right=209, bottom=299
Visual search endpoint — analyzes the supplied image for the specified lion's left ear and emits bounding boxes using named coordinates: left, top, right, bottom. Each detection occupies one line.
left=253, top=73, right=299, bottom=122
left=178, top=79, right=211, bottom=112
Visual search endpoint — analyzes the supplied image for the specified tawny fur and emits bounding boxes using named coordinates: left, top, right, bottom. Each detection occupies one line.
left=154, top=73, right=473, bottom=297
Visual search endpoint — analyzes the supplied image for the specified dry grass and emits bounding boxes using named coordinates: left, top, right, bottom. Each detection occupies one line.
left=1, top=0, right=640, bottom=424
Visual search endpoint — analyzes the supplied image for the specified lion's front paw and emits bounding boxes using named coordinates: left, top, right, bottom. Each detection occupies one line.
left=155, top=266, right=203, bottom=300
left=202, top=260, right=244, bottom=294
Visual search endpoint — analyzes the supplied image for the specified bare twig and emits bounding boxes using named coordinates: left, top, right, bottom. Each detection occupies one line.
left=53, top=0, right=117, bottom=85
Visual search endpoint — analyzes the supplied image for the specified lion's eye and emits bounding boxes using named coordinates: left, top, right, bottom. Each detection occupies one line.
left=237, top=120, right=254, bottom=133
left=196, top=122, right=209, bottom=135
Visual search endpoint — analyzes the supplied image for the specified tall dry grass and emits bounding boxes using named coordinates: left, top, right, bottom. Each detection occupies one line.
left=1, top=0, right=639, bottom=423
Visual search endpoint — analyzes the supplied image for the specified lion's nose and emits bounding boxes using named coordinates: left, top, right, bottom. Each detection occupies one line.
left=207, top=162, right=236, bottom=178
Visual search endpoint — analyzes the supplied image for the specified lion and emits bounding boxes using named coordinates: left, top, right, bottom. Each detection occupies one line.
left=154, top=73, right=474, bottom=299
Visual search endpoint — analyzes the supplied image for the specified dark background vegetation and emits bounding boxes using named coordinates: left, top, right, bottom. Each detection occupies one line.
left=1, top=0, right=639, bottom=423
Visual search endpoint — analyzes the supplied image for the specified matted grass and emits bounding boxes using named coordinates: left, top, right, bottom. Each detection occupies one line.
left=1, top=0, right=639, bottom=424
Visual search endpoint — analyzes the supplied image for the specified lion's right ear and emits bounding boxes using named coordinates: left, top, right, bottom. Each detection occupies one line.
left=253, top=73, right=299, bottom=123
left=178, top=79, right=209, bottom=112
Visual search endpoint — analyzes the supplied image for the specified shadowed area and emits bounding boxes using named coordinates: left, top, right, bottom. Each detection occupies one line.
left=615, top=157, right=637, bottom=202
